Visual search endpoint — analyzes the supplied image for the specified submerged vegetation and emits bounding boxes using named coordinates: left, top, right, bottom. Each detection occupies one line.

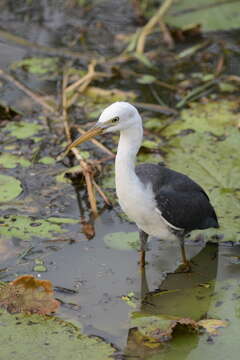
left=0, top=0, right=240, bottom=358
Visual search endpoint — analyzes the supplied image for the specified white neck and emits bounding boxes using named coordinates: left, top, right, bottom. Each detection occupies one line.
left=115, top=124, right=143, bottom=196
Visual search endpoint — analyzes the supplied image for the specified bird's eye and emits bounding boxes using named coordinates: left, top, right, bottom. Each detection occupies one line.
left=111, top=117, right=119, bottom=123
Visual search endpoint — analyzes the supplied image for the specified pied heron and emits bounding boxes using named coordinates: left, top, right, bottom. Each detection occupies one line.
left=64, top=102, right=219, bottom=269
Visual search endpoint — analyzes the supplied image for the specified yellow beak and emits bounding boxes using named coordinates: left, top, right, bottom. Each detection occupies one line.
left=57, top=125, right=103, bottom=160
left=68, top=125, right=103, bottom=150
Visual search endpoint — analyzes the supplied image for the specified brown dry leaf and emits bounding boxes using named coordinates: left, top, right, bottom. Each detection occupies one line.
left=151, top=317, right=199, bottom=342
left=130, top=314, right=199, bottom=349
left=198, top=319, right=229, bottom=335
left=0, top=275, right=60, bottom=315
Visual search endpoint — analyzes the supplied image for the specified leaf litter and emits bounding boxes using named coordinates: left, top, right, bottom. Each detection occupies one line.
left=0, top=275, right=59, bottom=315
left=129, top=313, right=228, bottom=348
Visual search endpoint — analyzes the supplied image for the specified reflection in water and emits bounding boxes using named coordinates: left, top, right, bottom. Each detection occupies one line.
left=124, top=243, right=219, bottom=359
left=72, top=182, right=96, bottom=239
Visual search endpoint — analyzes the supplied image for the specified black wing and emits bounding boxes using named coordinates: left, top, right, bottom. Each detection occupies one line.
left=135, top=163, right=219, bottom=231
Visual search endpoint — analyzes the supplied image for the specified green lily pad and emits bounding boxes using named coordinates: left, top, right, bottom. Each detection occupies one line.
left=12, top=57, right=59, bottom=76
left=137, top=153, right=162, bottom=164
left=137, top=75, right=156, bottom=84
left=33, top=259, right=47, bottom=272
left=162, top=100, right=239, bottom=137
left=0, top=175, right=22, bottom=202
left=142, top=282, right=215, bottom=321
left=166, top=0, right=240, bottom=31
left=0, top=215, right=78, bottom=241
left=0, top=153, right=31, bottom=168
left=101, top=164, right=115, bottom=189
left=104, top=231, right=140, bottom=250
left=142, top=140, right=158, bottom=149
left=165, top=131, right=240, bottom=242
left=144, top=118, right=165, bottom=132
left=38, top=156, right=55, bottom=165
left=4, top=121, right=43, bottom=139
left=219, top=82, right=237, bottom=93
left=0, top=309, right=115, bottom=360
left=47, top=217, right=79, bottom=224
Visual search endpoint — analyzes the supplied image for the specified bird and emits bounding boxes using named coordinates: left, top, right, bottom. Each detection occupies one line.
left=63, top=102, right=219, bottom=270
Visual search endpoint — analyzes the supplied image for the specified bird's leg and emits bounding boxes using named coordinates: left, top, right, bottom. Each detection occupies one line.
left=180, top=236, right=188, bottom=264
left=139, top=229, right=148, bottom=269
left=178, top=235, right=191, bottom=272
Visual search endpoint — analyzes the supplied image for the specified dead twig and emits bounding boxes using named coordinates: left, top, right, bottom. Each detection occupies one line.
left=66, top=63, right=113, bottom=108
left=62, top=69, right=113, bottom=215
left=215, top=55, right=225, bottom=76
left=159, top=21, right=175, bottom=49
left=62, top=70, right=98, bottom=216
left=0, top=68, right=56, bottom=113
left=136, top=0, right=174, bottom=54
left=66, top=60, right=98, bottom=107
left=92, top=155, right=116, bottom=165
left=92, top=179, right=112, bottom=207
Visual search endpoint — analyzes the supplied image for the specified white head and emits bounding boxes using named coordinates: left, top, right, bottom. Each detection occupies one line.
left=65, top=102, right=142, bottom=155
left=97, top=102, right=142, bottom=133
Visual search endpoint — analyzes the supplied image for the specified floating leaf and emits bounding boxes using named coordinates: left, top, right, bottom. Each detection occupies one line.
left=0, top=308, right=115, bottom=360
left=129, top=313, right=199, bottom=347
left=219, top=82, right=237, bottom=93
left=0, top=275, right=59, bottom=314
left=166, top=0, right=240, bottom=31
left=137, top=75, right=156, bottom=84
left=104, top=231, right=140, bottom=250
left=126, top=278, right=240, bottom=358
left=0, top=174, right=22, bottom=202
left=47, top=217, right=79, bottom=224
left=33, top=259, right=47, bottom=272
left=12, top=57, right=59, bottom=76
left=165, top=131, right=240, bottom=242
left=198, top=319, right=229, bottom=335
left=38, top=156, right=55, bottom=165
left=162, top=100, right=239, bottom=136
left=144, top=117, right=165, bottom=132
left=0, top=153, right=31, bottom=168
left=142, top=140, right=158, bottom=149
left=84, top=86, right=137, bottom=103
left=101, top=165, right=115, bottom=189
left=0, top=215, right=78, bottom=241
left=4, top=121, right=43, bottom=139
left=137, top=153, right=162, bottom=164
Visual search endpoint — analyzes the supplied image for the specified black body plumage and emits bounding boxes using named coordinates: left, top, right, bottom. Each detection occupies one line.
left=135, top=163, right=219, bottom=232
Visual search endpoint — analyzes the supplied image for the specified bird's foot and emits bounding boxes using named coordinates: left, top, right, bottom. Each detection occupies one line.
left=176, top=260, right=192, bottom=273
